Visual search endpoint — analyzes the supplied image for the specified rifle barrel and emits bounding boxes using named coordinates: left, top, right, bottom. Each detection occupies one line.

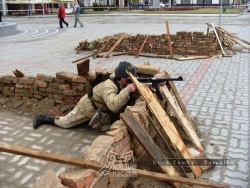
left=126, top=76, right=184, bottom=83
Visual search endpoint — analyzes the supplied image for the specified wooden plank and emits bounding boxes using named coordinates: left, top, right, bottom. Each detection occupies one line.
left=211, top=23, right=225, bottom=56
left=121, top=109, right=180, bottom=188
left=136, top=54, right=170, bottom=59
left=222, top=32, right=250, bottom=51
left=165, top=20, right=173, bottom=58
left=127, top=72, right=202, bottom=178
left=217, top=26, right=250, bottom=45
left=93, top=38, right=112, bottom=59
left=164, top=71, right=196, bottom=131
left=135, top=35, right=149, bottom=58
left=146, top=114, right=187, bottom=177
left=72, top=52, right=95, bottom=63
left=77, top=58, right=90, bottom=76
left=175, top=56, right=210, bottom=61
left=0, top=142, right=229, bottom=188
left=112, top=51, right=133, bottom=56
left=76, top=40, right=87, bottom=54
left=224, top=37, right=236, bottom=54
left=98, top=33, right=127, bottom=64
left=161, top=85, right=203, bottom=151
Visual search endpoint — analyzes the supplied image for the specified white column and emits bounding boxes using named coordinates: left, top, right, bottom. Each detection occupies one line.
left=1, top=0, right=7, bottom=15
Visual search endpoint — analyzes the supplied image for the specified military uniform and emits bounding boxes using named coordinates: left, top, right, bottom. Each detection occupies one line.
left=55, top=78, right=130, bottom=128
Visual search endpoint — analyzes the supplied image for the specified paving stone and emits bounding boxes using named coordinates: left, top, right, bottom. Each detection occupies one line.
left=223, top=176, right=248, bottom=188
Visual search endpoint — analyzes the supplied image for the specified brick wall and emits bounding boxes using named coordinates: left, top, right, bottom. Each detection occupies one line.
left=76, top=31, right=217, bottom=56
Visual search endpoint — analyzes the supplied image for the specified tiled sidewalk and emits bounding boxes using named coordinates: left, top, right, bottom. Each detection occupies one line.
left=0, top=16, right=249, bottom=187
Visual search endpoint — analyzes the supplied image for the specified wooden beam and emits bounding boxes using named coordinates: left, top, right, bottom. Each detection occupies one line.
left=135, top=35, right=149, bottom=58
left=206, top=23, right=250, bottom=46
left=121, top=109, right=180, bottom=188
left=161, top=85, right=203, bottom=151
left=146, top=114, right=187, bottom=177
left=164, top=71, right=196, bottom=131
left=77, top=58, right=90, bottom=75
left=112, top=51, right=133, bottom=56
left=165, top=20, right=173, bottom=58
left=175, top=56, right=210, bottom=61
left=76, top=40, right=87, bottom=54
left=0, top=142, right=229, bottom=188
left=98, top=33, right=127, bottom=64
left=72, top=52, right=95, bottom=63
left=93, top=38, right=112, bottom=59
left=136, top=54, right=170, bottom=59
left=211, top=23, right=225, bottom=56
left=127, top=72, right=202, bottom=178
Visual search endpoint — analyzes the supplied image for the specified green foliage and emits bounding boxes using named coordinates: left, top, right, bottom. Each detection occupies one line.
left=92, top=2, right=104, bottom=11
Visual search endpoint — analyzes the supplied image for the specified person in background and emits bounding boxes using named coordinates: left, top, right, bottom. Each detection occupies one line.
left=73, top=1, right=83, bottom=27
left=58, top=3, right=68, bottom=28
left=0, top=11, right=3, bottom=22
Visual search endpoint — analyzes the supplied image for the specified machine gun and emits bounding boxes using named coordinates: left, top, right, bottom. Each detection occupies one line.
left=126, top=76, right=184, bottom=100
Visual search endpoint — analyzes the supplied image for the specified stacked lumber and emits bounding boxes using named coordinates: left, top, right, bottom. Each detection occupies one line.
left=206, top=22, right=250, bottom=55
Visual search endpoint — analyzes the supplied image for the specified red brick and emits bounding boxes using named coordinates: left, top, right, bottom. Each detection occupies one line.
left=34, top=94, right=44, bottom=99
left=24, top=84, right=33, bottom=89
left=36, top=80, right=48, bottom=88
left=26, top=101, right=33, bottom=108
left=72, top=75, right=88, bottom=83
left=10, top=87, right=15, bottom=92
left=37, top=74, right=55, bottom=83
left=64, top=99, right=78, bottom=105
left=55, top=78, right=65, bottom=84
left=63, top=90, right=76, bottom=96
left=59, top=84, right=71, bottom=90
left=106, top=128, right=125, bottom=142
left=32, top=170, right=65, bottom=188
left=18, top=77, right=35, bottom=84
left=56, top=72, right=77, bottom=82
left=81, top=135, right=114, bottom=163
left=60, top=169, right=97, bottom=188
left=114, top=136, right=131, bottom=155
left=108, top=177, right=129, bottom=188
left=76, top=91, right=87, bottom=96
left=19, top=92, right=33, bottom=98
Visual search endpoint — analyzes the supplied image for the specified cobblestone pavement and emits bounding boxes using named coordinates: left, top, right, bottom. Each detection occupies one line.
left=0, top=13, right=249, bottom=188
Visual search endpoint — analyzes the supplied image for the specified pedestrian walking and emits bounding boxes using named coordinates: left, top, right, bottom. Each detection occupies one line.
left=73, top=2, right=83, bottom=27
left=58, top=3, right=68, bottom=28
left=0, top=11, right=3, bottom=22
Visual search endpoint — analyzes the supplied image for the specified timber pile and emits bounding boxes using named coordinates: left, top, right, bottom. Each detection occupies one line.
left=206, top=22, right=250, bottom=55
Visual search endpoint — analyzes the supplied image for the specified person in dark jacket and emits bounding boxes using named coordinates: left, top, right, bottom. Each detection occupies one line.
left=0, top=11, right=3, bottom=22
left=58, top=3, right=68, bottom=28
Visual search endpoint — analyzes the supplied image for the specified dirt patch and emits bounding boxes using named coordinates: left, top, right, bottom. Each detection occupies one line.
left=0, top=95, right=75, bottom=118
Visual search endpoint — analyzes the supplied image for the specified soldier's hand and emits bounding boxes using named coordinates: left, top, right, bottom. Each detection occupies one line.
left=126, top=83, right=136, bottom=93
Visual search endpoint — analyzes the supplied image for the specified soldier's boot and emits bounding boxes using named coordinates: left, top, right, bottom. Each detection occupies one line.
left=33, top=115, right=55, bottom=129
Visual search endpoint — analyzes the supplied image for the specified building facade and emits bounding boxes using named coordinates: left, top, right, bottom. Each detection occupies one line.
left=0, top=0, right=243, bottom=15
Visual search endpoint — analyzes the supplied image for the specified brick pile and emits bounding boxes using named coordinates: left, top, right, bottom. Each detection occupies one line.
left=32, top=97, right=157, bottom=188
left=0, top=72, right=92, bottom=107
left=76, top=31, right=217, bottom=56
